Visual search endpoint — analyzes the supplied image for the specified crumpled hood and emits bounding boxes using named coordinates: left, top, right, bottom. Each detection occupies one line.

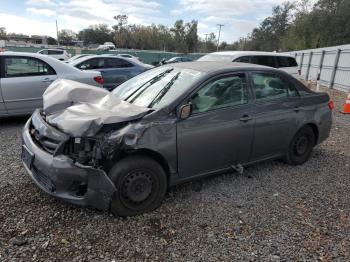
left=43, top=79, right=151, bottom=137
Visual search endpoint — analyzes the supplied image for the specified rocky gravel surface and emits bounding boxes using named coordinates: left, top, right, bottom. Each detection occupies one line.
left=0, top=86, right=350, bottom=261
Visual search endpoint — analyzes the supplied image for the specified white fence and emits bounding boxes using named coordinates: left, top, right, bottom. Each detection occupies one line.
left=285, top=44, right=350, bottom=92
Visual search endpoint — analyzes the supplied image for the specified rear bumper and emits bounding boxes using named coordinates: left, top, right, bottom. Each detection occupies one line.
left=21, top=117, right=116, bottom=210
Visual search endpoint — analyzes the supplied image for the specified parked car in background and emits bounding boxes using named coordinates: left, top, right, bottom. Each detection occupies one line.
left=37, top=49, right=71, bottom=61
left=97, top=42, right=116, bottom=51
left=65, top=54, right=93, bottom=63
left=106, top=53, right=141, bottom=61
left=69, top=55, right=154, bottom=90
left=198, top=51, right=300, bottom=78
left=0, top=52, right=103, bottom=116
left=21, top=62, right=332, bottom=216
left=159, top=56, right=193, bottom=65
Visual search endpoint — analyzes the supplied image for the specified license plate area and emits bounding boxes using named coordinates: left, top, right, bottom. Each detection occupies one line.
left=22, top=145, right=34, bottom=169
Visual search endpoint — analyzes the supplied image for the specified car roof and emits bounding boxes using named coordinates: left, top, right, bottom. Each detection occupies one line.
left=167, top=61, right=277, bottom=74
left=205, top=51, right=294, bottom=58
left=1, top=51, right=58, bottom=58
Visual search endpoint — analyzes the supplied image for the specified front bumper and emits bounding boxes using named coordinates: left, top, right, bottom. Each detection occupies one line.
left=21, top=115, right=116, bottom=210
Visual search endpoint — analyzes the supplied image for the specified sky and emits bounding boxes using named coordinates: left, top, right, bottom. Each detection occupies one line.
left=0, top=0, right=291, bottom=43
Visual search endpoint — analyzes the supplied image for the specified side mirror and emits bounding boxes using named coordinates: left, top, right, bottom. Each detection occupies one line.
left=177, top=103, right=192, bottom=120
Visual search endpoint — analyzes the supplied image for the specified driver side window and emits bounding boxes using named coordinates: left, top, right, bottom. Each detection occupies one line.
left=191, top=73, right=248, bottom=113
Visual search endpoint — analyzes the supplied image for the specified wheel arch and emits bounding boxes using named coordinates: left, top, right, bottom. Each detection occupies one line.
left=304, top=122, right=319, bottom=144
left=119, top=148, right=171, bottom=177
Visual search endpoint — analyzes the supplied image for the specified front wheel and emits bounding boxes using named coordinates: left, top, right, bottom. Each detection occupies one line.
left=109, top=156, right=167, bottom=217
left=285, top=126, right=316, bottom=165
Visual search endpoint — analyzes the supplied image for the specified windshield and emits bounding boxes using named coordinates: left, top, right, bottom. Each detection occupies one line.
left=198, top=54, right=234, bottom=62
left=112, top=67, right=203, bottom=109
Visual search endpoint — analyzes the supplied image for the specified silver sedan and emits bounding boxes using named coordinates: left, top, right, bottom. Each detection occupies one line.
left=0, top=52, right=103, bottom=117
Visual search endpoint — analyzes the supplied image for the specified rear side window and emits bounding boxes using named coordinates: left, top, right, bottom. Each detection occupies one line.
left=251, top=72, right=297, bottom=101
left=251, top=56, right=276, bottom=68
left=4, top=57, right=56, bottom=78
left=191, top=73, right=248, bottom=113
left=78, top=58, right=105, bottom=69
left=234, top=56, right=251, bottom=63
left=105, top=58, right=133, bottom=68
left=277, top=57, right=298, bottom=68
left=48, top=50, right=63, bottom=55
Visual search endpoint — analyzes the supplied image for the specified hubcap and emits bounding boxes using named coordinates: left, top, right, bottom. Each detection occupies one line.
left=122, top=172, right=153, bottom=203
left=294, top=135, right=308, bottom=156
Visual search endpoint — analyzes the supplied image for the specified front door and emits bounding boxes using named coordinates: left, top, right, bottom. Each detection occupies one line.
left=1, top=56, right=57, bottom=114
left=249, top=71, right=302, bottom=161
left=177, top=73, right=254, bottom=178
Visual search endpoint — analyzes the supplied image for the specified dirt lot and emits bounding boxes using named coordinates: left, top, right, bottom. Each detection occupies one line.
left=0, top=86, right=349, bottom=261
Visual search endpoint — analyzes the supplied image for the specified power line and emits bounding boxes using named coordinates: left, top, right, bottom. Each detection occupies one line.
left=216, top=24, right=224, bottom=51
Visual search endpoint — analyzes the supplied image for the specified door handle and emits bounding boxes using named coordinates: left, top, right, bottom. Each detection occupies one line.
left=239, top=115, right=253, bottom=122
left=42, top=78, right=54, bottom=83
left=293, top=106, right=300, bottom=112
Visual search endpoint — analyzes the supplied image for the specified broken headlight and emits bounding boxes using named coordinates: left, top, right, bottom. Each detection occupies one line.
left=65, top=137, right=102, bottom=165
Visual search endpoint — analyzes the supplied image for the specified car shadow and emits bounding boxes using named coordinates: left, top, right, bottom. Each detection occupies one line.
left=0, top=115, right=30, bottom=127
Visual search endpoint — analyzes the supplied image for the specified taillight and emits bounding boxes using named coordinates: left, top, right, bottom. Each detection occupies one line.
left=94, top=76, right=104, bottom=85
left=328, top=100, right=334, bottom=110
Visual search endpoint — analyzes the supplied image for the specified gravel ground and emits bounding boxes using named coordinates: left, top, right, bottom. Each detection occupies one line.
left=0, top=86, right=349, bottom=261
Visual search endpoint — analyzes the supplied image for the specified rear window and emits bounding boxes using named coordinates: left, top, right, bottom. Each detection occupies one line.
left=277, top=57, right=298, bottom=68
left=251, top=56, right=276, bottom=68
left=48, top=50, right=63, bottom=55
left=234, top=56, right=250, bottom=63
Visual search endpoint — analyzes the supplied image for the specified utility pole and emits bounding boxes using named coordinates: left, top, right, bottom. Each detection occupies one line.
left=216, top=24, right=224, bottom=51
left=56, top=19, right=59, bottom=46
left=204, top=33, right=208, bottom=52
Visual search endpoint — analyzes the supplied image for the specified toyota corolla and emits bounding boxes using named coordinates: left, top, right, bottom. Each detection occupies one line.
left=21, top=62, right=333, bottom=216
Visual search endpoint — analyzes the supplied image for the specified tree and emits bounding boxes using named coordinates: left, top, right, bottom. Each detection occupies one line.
left=0, top=27, right=7, bottom=40
left=171, top=20, right=187, bottom=52
left=113, top=15, right=129, bottom=48
left=185, top=20, right=198, bottom=53
left=78, top=24, right=113, bottom=45
left=47, top=36, right=57, bottom=45
left=58, top=29, right=77, bottom=45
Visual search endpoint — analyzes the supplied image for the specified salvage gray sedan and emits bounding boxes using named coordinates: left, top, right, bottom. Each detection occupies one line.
left=21, top=62, right=333, bottom=216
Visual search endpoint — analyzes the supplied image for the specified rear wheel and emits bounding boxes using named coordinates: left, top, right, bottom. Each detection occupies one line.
left=109, top=156, right=167, bottom=217
left=285, top=126, right=315, bottom=165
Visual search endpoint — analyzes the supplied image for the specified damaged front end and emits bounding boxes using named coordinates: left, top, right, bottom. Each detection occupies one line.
left=22, top=110, right=117, bottom=210
left=21, top=79, right=153, bottom=210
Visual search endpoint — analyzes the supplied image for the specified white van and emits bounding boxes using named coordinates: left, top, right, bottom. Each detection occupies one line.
left=37, top=49, right=71, bottom=61
left=198, top=51, right=300, bottom=78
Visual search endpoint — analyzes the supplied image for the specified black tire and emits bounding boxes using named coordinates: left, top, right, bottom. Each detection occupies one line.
left=285, top=125, right=316, bottom=165
left=108, top=156, right=167, bottom=217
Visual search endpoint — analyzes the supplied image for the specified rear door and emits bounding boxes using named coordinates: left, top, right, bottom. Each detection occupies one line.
left=1, top=56, right=57, bottom=114
left=249, top=71, right=302, bottom=161
left=102, top=58, right=136, bottom=89
left=177, top=72, right=254, bottom=178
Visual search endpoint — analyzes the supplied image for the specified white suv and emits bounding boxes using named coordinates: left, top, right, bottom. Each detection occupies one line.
left=198, top=51, right=300, bottom=78
left=37, top=49, right=71, bottom=61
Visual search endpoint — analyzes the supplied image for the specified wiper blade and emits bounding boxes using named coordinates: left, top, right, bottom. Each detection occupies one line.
left=125, top=68, right=174, bottom=102
left=148, top=72, right=181, bottom=108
